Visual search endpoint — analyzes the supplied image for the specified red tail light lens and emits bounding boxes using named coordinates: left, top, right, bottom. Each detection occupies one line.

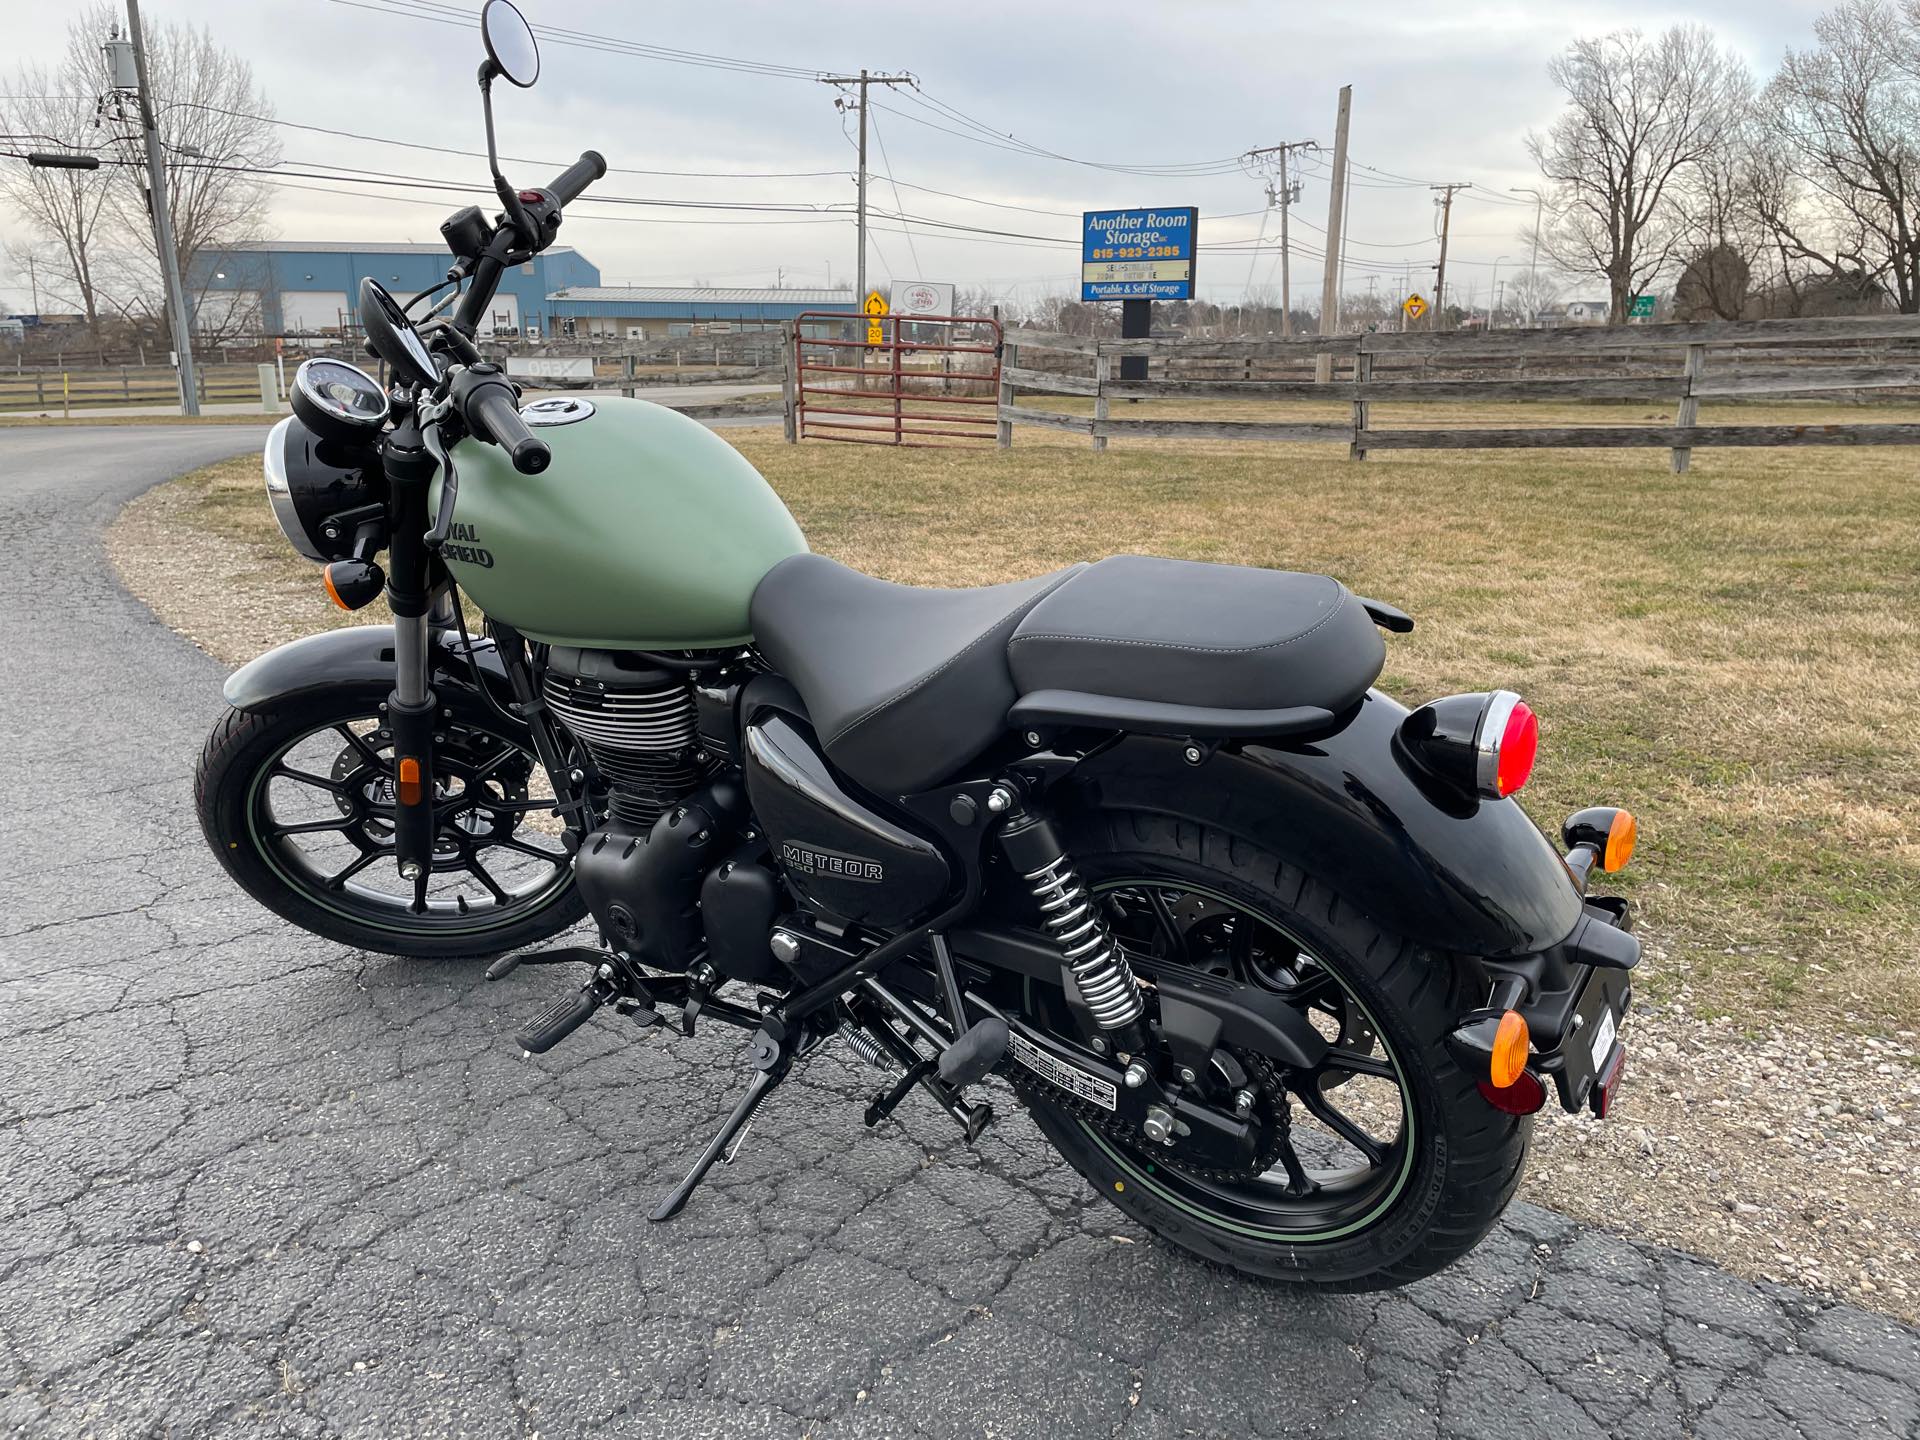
left=1477, top=1069, right=1547, bottom=1115
left=1495, top=701, right=1538, bottom=797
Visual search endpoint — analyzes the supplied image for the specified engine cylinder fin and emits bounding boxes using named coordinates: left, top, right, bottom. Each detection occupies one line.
left=543, top=667, right=705, bottom=829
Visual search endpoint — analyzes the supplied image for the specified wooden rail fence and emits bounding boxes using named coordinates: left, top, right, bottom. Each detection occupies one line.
left=994, top=315, right=1920, bottom=472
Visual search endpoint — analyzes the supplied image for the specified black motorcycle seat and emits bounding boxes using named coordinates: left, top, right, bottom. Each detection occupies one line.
left=749, top=552, right=1385, bottom=796
left=1007, top=554, right=1385, bottom=718
left=750, top=554, right=1084, bottom=794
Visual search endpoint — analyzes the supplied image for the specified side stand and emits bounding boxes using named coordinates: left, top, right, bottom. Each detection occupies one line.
left=650, top=1027, right=790, bottom=1222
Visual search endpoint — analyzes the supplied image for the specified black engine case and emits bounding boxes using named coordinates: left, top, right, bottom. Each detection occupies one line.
left=742, top=713, right=950, bottom=927
left=573, top=778, right=746, bottom=969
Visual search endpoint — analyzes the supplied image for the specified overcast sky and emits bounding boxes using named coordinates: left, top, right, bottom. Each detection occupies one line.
left=1, top=0, right=1832, bottom=313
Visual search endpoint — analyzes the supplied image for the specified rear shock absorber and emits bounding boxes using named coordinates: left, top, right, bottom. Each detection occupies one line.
left=994, top=793, right=1146, bottom=1045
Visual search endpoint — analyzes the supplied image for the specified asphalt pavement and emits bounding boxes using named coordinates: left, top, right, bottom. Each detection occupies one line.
left=2, top=423, right=1917, bottom=1439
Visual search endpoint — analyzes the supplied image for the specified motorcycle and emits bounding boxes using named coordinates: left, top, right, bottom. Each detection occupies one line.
left=195, top=0, right=1643, bottom=1288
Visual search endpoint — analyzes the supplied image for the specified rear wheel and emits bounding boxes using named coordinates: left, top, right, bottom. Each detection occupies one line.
left=195, top=683, right=586, bottom=958
left=1018, top=809, right=1531, bottom=1289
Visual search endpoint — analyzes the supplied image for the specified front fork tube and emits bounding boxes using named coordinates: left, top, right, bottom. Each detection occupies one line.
left=382, top=426, right=441, bottom=890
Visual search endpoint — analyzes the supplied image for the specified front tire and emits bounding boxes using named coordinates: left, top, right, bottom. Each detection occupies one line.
left=195, top=682, right=586, bottom=958
left=1021, top=808, right=1531, bottom=1290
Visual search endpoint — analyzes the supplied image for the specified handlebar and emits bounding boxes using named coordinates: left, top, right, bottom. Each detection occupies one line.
left=544, top=150, right=606, bottom=206
left=452, top=364, right=549, bottom=475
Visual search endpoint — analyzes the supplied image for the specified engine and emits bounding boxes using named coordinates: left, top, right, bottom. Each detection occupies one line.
left=541, top=647, right=709, bottom=828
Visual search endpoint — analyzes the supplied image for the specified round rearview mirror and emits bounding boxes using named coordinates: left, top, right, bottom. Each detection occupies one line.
left=481, top=0, right=540, bottom=88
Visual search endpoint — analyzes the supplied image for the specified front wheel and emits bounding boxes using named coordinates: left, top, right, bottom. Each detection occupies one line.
left=195, top=682, right=586, bottom=958
left=1018, top=809, right=1531, bottom=1290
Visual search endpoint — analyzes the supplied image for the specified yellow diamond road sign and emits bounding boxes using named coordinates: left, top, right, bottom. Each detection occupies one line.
left=1403, top=293, right=1428, bottom=320
left=863, top=290, right=889, bottom=317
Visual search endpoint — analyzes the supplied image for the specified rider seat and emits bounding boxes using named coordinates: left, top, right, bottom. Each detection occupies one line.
left=748, top=553, right=1386, bottom=795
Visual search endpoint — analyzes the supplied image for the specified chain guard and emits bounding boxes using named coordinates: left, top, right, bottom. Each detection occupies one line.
left=1008, top=1040, right=1293, bottom=1185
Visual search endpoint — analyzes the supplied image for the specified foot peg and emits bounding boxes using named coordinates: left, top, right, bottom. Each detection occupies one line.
left=516, top=985, right=601, bottom=1054
left=937, top=1017, right=1009, bottom=1089
left=486, top=945, right=609, bottom=982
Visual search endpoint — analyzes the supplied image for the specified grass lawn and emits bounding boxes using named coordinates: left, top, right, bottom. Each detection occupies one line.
left=117, top=407, right=1920, bottom=1029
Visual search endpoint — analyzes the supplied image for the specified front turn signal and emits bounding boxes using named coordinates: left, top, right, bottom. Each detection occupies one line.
left=397, top=756, right=424, bottom=807
left=323, top=558, right=384, bottom=611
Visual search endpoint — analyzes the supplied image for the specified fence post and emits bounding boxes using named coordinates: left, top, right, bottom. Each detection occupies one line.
left=780, top=321, right=798, bottom=443
left=621, top=353, right=635, bottom=399
left=121, top=365, right=130, bottom=402
left=997, top=339, right=1017, bottom=448
left=1672, top=343, right=1706, bottom=473
left=1093, top=350, right=1111, bottom=454
left=1350, top=345, right=1373, bottom=462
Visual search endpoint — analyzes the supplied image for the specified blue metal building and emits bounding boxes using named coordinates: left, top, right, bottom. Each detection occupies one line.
left=194, top=241, right=600, bottom=337
left=542, top=286, right=855, bottom=339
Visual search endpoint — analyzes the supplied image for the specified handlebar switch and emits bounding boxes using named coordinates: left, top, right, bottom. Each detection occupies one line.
left=449, top=363, right=551, bottom=476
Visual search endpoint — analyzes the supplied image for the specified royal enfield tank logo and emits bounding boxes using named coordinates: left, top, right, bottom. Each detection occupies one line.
left=442, top=521, right=494, bottom=569
left=780, top=840, right=884, bottom=883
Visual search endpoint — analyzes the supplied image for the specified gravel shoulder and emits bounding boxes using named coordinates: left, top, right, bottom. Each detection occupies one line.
left=107, top=455, right=1920, bottom=1328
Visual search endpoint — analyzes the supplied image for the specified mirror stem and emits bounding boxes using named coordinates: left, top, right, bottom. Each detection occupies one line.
left=477, top=65, right=533, bottom=249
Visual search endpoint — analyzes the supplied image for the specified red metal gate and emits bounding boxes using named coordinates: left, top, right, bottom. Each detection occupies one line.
left=790, top=312, right=1001, bottom=446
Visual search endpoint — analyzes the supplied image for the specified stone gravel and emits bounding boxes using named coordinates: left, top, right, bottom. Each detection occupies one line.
left=6, top=423, right=1919, bottom=1438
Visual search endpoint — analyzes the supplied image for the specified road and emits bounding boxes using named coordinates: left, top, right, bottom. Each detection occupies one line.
left=2, top=423, right=1916, bottom=1439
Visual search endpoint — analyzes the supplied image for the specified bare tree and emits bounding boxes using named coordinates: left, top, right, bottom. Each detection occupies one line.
left=1759, top=1, right=1919, bottom=312
left=0, top=21, right=120, bottom=341
left=1527, top=26, right=1749, bottom=323
left=99, top=4, right=280, bottom=340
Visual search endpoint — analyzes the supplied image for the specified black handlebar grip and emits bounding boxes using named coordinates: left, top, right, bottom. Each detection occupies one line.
left=546, top=150, right=607, bottom=207
left=469, top=384, right=551, bottom=475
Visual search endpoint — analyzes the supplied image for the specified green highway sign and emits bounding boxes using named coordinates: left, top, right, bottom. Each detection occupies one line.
left=1629, top=294, right=1656, bottom=319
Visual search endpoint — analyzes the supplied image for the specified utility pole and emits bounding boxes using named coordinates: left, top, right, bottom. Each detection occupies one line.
left=818, top=69, right=912, bottom=307
left=1316, top=85, right=1351, bottom=382
left=1429, top=182, right=1468, bottom=331
left=119, top=0, right=199, bottom=415
left=1244, top=139, right=1314, bottom=336
left=1511, top=186, right=1543, bottom=326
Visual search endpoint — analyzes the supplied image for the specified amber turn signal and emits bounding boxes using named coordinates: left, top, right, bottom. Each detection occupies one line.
left=1602, top=810, right=1637, bottom=873
left=397, top=756, right=424, bottom=808
left=322, top=558, right=384, bottom=611
left=1489, top=1009, right=1530, bottom=1089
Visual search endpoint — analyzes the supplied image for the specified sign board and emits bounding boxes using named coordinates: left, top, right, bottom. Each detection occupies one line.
left=505, top=356, right=594, bottom=381
left=866, top=318, right=885, bottom=346
left=1080, top=207, right=1198, bottom=301
left=1629, top=294, right=1656, bottom=319
left=1402, top=294, right=1428, bottom=321
left=863, top=291, right=889, bottom=317
left=894, top=281, right=955, bottom=317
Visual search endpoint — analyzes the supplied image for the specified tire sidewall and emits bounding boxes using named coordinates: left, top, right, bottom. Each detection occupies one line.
left=1023, top=811, right=1529, bottom=1289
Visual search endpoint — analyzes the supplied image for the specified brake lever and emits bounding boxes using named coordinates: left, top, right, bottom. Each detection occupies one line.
left=420, top=410, right=459, bottom=551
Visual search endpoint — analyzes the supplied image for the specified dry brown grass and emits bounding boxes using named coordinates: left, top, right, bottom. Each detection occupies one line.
left=114, top=409, right=1920, bottom=1026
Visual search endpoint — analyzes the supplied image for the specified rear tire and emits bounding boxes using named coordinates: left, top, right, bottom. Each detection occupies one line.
left=1022, top=808, right=1531, bottom=1290
left=195, top=683, right=586, bottom=959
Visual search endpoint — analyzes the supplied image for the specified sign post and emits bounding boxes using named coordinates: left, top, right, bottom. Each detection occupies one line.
left=1082, top=207, right=1197, bottom=382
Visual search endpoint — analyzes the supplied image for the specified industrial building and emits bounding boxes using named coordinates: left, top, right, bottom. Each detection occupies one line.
left=541, top=285, right=855, bottom=340
left=194, top=243, right=859, bottom=341
left=193, top=241, right=600, bottom=338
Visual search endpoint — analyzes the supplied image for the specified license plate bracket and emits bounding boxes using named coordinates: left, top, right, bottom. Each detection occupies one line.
left=1548, top=963, right=1631, bottom=1114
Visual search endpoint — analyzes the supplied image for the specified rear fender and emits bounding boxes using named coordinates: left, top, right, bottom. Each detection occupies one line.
left=222, top=624, right=520, bottom=719
left=1061, top=689, right=1583, bottom=959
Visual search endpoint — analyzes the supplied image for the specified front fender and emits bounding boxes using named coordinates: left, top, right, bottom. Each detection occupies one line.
left=1065, top=689, right=1584, bottom=959
left=222, top=624, right=520, bottom=718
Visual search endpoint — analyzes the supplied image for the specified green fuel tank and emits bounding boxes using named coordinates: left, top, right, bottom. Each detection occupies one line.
left=436, top=396, right=807, bottom=650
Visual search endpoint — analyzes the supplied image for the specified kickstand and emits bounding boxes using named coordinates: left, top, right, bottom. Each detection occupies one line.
left=650, top=1028, right=790, bottom=1223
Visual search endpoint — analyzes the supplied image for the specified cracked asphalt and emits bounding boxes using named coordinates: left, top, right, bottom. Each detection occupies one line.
left=3, top=422, right=1918, bottom=1439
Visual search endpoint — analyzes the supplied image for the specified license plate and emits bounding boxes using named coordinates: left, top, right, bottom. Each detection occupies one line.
left=1010, top=1031, right=1117, bottom=1112
left=1553, top=964, right=1630, bottom=1114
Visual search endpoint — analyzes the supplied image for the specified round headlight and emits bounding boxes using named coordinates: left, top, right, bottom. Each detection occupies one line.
left=291, top=358, right=389, bottom=444
left=264, top=414, right=383, bottom=563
